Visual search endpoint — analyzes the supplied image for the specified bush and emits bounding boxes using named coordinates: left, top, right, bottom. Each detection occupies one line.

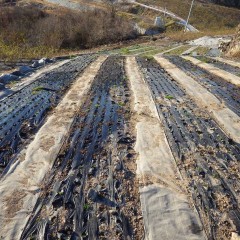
left=0, top=6, right=137, bottom=58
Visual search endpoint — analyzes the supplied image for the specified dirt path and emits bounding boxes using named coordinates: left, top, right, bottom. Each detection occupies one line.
left=0, top=56, right=107, bottom=239
left=126, top=56, right=205, bottom=240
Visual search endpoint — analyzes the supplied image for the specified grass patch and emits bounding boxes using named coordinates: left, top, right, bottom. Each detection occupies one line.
left=194, top=46, right=210, bottom=56
left=197, top=56, right=212, bottom=63
left=165, top=45, right=191, bottom=55
left=121, top=48, right=130, bottom=54
left=6, top=80, right=19, bottom=88
left=0, top=40, right=59, bottom=61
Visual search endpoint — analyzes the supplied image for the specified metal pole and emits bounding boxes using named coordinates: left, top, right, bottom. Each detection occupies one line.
left=184, top=0, right=195, bottom=32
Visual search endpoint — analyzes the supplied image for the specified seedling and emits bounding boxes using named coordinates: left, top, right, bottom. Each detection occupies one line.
left=165, top=95, right=174, bottom=100
left=32, top=86, right=44, bottom=94
left=95, top=104, right=100, bottom=108
left=121, top=48, right=130, bottom=54
left=118, top=102, right=125, bottom=107
left=83, top=203, right=90, bottom=210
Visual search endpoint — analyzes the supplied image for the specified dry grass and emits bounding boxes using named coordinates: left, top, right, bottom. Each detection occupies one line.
left=137, top=0, right=240, bottom=31
left=0, top=5, right=137, bottom=60
left=165, top=28, right=236, bottom=42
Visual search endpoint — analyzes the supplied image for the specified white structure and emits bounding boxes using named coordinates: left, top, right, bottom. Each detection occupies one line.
left=154, top=17, right=165, bottom=29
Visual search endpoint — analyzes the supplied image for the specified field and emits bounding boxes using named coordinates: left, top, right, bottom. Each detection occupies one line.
left=0, top=40, right=240, bottom=240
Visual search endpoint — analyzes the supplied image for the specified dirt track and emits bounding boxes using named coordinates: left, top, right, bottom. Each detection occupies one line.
left=0, top=54, right=239, bottom=240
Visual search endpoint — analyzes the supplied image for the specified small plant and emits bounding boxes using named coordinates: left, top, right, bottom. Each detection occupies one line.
left=33, top=86, right=44, bottom=92
left=145, top=55, right=154, bottom=61
left=121, top=48, right=130, bottom=54
left=165, top=95, right=174, bottom=100
left=83, top=203, right=90, bottom=210
left=118, top=102, right=125, bottom=107
left=32, top=86, right=44, bottom=94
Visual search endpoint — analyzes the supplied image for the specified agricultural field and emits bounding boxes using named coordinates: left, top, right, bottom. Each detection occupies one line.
left=0, top=43, right=240, bottom=240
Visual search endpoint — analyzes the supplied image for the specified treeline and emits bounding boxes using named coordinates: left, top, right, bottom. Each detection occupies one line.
left=0, top=6, right=137, bottom=50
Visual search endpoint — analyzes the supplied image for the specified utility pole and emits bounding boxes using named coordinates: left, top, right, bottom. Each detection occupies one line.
left=184, top=0, right=195, bottom=32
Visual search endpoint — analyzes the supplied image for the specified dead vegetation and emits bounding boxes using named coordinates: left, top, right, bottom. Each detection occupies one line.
left=0, top=6, right=137, bottom=60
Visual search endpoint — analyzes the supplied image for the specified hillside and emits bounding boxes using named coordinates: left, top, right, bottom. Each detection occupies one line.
left=0, top=0, right=240, bottom=60
left=137, top=0, right=240, bottom=31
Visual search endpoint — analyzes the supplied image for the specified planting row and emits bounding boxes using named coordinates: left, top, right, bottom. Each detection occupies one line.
left=194, top=56, right=240, bottom=76
left=166, top=56, right=240, bottom=117
left=137, top=57, right=240, bottom=240
left=21, top=56, right=143, bottom=240
left=0, top=54, right=95, bottom=174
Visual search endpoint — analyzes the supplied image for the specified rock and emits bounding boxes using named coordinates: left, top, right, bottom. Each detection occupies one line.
left=114, top=162, right=123, bottom=171
left=32, top=58, right=49, bottom=68
left=74, top=177, right=81, bottom=185
left=231, top=232, right=240, bottom=240
left=207, top=48, right=221, bottom=57
left=191, top=51, right=198, bottom=57
left=45, top=58, right=53, bottom=63
left=154, top=17, right=165, bottom=29
left=118, top=137, right=133, bottom=144
left=32, top=61, right=40, bottom=68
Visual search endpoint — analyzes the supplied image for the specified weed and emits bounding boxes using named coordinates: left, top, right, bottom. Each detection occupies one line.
left=165, top=95, right=174, bottom=100
left=145, top=55, right=154, bottom=61
left=6, top=81, right=18, bottom=88
left=33, top=86, right=44, bottom=92
left=121, top=48, right=130, bottom=54
left=83, top=203, right=90, bottom=210
left=32, top=86, right=45, bottom=94
left=118, top=102, right=125, bottom=107
left=123, top=76, right=128, bottom=81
